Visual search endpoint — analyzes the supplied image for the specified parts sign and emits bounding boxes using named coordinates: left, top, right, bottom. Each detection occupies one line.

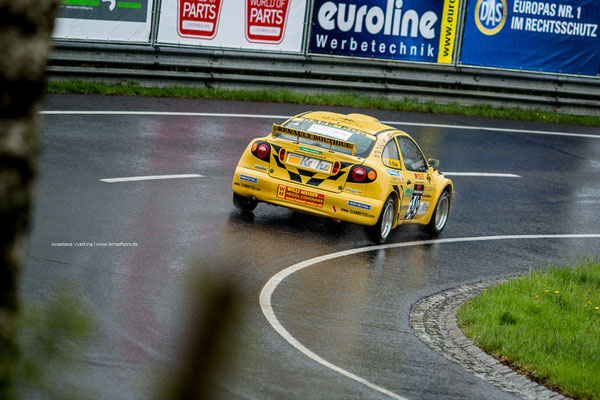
left=158, top=0, right=306, bottom=52
left=245, top=0, right=291, bottom=43
left=178, top=0, right=223, bottom=39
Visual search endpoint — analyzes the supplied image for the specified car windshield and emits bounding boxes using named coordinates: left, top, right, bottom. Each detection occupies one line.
left=275, top=119, right=376, bottom=158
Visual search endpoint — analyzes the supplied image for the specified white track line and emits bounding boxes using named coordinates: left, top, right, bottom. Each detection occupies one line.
left=40, top=111, right=600, bottom=139
left=260, top=234, right=600, bottom=399
left=444, top=172, right=521, bottom=178
left=381, top=120, right=600, bottom=140
left=41, top=111, right=289, bottom=119
left=100, top=174, right=204, bottom=183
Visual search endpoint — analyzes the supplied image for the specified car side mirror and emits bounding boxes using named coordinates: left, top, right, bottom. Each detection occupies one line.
left=428, top=159, right=440, bottom=169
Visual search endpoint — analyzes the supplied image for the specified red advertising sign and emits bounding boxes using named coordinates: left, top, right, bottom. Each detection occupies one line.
left=178, top=0, right=223, bottom=39
left=245, top=0, right=291, bottom=44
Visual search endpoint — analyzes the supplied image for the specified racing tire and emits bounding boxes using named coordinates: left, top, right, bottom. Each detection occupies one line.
left=233, top=193, right=258, bottom=212
left=366, top=196, right=395, bottom=244
left=425, top=190, right=450, bottom=236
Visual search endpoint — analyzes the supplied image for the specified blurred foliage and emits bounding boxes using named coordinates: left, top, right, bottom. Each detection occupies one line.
left=1, top=0, right=61, bottom=397
left=162, top=257, right=242, bottom=400
left=14, top=286, right=95, bottom=400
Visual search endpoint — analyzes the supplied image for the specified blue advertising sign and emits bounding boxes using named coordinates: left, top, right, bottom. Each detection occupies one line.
left=460, top=0, right=600, bottom=76
left=309, top=0, right=461, bottom=64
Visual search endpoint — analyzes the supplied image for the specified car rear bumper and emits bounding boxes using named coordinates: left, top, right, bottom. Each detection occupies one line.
left=232, top=166, right=382, bottom=226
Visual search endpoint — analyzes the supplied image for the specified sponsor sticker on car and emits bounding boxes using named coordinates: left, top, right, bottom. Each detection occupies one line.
left=240, top=174, right=258, bottom=184
left=384, top=159, right=401, bottom=168
left=299, top=146, right=323, bottom=156
left=347, top=200, right=372, bottom=211
left=272, top=124, right=356, bottom=153
left=277, top=185, right=324, bottom=208
left=405, top=184, right=425, bottom=220
left=307, top=124, right=353, bottom=141
left=386, top=169, right=404, bottom=179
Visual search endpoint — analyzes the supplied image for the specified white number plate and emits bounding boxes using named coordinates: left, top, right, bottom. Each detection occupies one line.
left=286, top=153, right=332, bottom=173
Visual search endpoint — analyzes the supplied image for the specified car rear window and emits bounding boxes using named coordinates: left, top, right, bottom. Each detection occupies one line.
left=276, top=119, right=376, bottom=158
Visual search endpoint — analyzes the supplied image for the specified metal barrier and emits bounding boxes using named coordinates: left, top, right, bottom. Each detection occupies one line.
left=47, top=41, right=600, bottom=117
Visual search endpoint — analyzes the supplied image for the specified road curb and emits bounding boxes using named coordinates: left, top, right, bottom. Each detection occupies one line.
left=409, top=280, right=568, bottom=400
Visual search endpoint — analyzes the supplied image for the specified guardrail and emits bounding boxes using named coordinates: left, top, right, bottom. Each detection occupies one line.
left=47, top=42, right=600, bottom=117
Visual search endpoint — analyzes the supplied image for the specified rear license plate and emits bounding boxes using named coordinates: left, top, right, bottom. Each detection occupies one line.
left=286, top=153, right=332, bottom=173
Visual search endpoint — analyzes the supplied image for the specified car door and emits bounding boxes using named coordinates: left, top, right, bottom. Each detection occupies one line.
left=397, top=135, right=434, bottom=221
left=380, top=137, right=407, bottom=221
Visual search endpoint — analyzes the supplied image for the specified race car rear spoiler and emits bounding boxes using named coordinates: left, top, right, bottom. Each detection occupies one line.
left=272, top=124, right=356, bottom=155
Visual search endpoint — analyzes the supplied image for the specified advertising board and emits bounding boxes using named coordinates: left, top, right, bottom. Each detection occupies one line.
left=460, top=0, right=600, bottom=76
left=309, top=0, right=461, bottom=64
left=53, top=0, right=152, bottom=42
left=157, top=0, right=307, bottom=53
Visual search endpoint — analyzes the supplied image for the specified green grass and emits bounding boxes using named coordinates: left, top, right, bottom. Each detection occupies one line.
left=45, top=80, right=600, bottom=127
left=457, top=258, right=600, bottom=399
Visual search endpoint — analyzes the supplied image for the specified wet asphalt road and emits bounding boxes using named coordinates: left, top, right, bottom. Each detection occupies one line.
left=22, top=94, right=600, bottom=399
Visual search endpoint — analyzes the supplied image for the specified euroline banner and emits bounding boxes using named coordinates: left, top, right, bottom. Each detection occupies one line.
left=156, top=0, right=307, bottom=53
left=53, top=0, right=152, bottom=42
left=460, top=0, right=600, bottom=76
left=309, top=0, right=461, bottom=64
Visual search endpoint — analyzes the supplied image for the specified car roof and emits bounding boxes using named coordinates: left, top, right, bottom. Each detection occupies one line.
left=292, top=111, right=406, bottom=138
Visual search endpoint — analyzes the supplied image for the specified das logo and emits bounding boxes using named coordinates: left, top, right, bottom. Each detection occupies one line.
left=178, top=0, right=223, bottom=39
left=474, top=0, right=507, bottom=35
left=245, top=0, right=291, bottom=44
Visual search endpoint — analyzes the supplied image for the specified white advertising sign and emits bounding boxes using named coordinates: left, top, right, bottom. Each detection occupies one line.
left=53, top=0, right=153, bottom=42
left=157, top=0, right=307, bottom=52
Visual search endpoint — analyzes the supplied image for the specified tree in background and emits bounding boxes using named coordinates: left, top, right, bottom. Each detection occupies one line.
left=0, top=0, right=60, bottom=398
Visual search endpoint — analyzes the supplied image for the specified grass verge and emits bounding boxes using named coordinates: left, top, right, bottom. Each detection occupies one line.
left=457, top=258, right=600, bottom=399
left=46, top=80, right=600, bottom=127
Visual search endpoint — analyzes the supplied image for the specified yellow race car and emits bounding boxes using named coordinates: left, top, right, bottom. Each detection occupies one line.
left=232, top=111, right=453, bottom=243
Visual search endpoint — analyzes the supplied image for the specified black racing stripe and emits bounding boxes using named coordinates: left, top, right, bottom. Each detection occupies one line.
left=298, top=170, right=317, bottom=177
left=307, top=178, right=325, bottom=187
left=288, top=171, right=302, bottom=183
left=327, top=171, right=346, bottom=181
left=340, top=162, right=354, bottom=170
left=274, top=156, right=285, bottom=169
left=271, top=144, right=282, bottom=153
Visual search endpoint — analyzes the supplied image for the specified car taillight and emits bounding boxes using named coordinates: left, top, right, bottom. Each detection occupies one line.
left=352, top=167, right=366, bottom=182
left=333, top=161, right=340, bottom=174
left=257, top=144, right=269, bottom=159
left=279, top=148, right=286, bottom=162
left=251, top=141, right=271, bottom=161
left=347, top=165, right=377, bottom=183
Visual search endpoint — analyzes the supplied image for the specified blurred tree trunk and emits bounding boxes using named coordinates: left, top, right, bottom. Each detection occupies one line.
left=0, top=0, right=60, bottom=398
